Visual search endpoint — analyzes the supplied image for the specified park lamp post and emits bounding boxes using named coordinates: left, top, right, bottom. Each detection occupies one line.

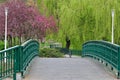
left=111, top=9, right=114, bottom=44
left=4, top=7, right=8, bottom=63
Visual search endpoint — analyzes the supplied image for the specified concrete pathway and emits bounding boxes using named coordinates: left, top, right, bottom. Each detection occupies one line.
left=23, top=56, right=119, bottom=80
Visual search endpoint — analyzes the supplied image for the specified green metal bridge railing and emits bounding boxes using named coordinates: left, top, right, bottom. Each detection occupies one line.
left=0, top=46, right=20, bottom=80
left=0, top=39, right=39, bottom=80
left=82, top=40, right=120, bottom=78
left=21, top=39, right=39, bottom=77
left=50, top=46, right=81, bottom=56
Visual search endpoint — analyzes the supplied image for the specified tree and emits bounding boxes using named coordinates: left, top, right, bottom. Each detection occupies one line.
left=37, top=0, right=120, bottom=50
left=0, top=0, right=57, bottom=47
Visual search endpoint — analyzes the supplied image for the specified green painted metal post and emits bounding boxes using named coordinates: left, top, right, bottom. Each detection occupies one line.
left=15, top=46, right=20, bottom=72
left=20, top=46, right=24, bottom=77
left=13, top=49, right=17, bottom=80
left=118, top=46, right=120, bottom=78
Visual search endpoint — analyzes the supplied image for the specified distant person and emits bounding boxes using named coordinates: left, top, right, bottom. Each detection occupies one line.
left=66, top=36, right=71, bottom=58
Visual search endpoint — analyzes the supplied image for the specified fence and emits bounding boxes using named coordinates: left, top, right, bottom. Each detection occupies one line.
left=0, top=46, right=20, bottom=80
left=21, top=40, right=39, bottom=76
left=82, top=40, right=120, bottom=78
left=0, top=39, right=39, bottom=80
left=52, top=47, right=81, bottom=56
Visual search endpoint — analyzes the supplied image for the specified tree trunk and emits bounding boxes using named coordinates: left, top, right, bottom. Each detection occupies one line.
left=8, top=35, right=12, bottom=47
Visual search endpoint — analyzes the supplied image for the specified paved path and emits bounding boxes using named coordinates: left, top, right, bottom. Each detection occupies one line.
left=24, top=56, right=119, bottom=80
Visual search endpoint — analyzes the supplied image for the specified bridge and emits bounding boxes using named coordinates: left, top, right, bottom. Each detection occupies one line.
left=0, top=40, right=120, bottom=80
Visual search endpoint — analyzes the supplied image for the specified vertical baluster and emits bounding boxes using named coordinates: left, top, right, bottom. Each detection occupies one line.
left=10, top=50, right=12, bottom=75
left=6, top=51, right=7, bottom=77
left=13, top=48, right=17, bottom=80
left=7, top=51, right=9, bottom=76
left=2, top=52, right=4, bottom=78
left=0, top=53, right=2, bottom=79
left=7, top=52, right=11, bottom=74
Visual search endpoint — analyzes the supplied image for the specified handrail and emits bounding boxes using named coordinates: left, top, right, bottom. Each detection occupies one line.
left=20, top=39, right=39, bottom=77
left=0, top=39, right=39, bottom=80
left=82, top=40, right=120, bottom=78
left=0, top=45, right=20, bottom=80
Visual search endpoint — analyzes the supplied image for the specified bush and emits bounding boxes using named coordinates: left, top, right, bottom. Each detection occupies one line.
left=0, top=41, right=4, bottom=50
left=39, top=48, right=64, bottom=58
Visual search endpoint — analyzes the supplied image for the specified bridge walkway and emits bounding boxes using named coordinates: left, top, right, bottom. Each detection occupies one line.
left=23, top=56, right=119, bottom=80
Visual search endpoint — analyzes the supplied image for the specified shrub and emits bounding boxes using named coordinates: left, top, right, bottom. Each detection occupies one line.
left=0, top=41, right=4, bottom=50
left=39, top=48, right=64, bottom=58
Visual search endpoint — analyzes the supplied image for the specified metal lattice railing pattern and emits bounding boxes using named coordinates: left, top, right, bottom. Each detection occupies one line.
left=0, top=39, right=39, bottom=80
left=21, top=39, right=39, bottom=76
left=82, top=40, right=120, bottom=78
left=0, top=46, right=20, bottom=80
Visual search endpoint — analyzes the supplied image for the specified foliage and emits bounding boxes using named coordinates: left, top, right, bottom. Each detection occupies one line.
left=26, top=0, right=37, bottom=7
left=0, top=0, right=57, bottom=46
left=0, top=0, right=6, bottom=3
left=0, top=41, right=4, bottom=50
left=37, top=0, right=120, bottom=49
left=39, top=48, right=64, bottom=58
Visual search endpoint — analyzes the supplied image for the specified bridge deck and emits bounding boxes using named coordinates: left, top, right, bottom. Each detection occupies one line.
left=24, top=56, right=119, bottom=80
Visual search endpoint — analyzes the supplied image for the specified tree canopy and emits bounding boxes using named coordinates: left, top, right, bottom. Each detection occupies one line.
left=37, top=0, right=120, bottom=50
left=0, top=0, right=57, bottom=46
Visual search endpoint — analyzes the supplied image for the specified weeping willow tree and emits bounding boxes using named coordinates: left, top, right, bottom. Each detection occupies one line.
left=37, top=0, right=120, bottom=50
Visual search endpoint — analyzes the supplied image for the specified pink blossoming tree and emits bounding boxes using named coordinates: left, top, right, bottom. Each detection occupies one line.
left=0, top=0, right=57, bottom=46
